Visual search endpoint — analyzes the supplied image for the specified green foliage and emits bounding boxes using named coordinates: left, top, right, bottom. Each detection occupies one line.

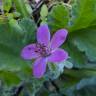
left=64, top=43, right=87, bottom=67
left=0, top=0, right=96, bottom=95
left=40, top=4, right=48, bottom=20
left=47, top=0, right=96, bottom=65
left=13, top=0, right=32, bottom=17
left=0, top=18, right=37, bottom=87
left=46, top=0, right=96, bottom=95
left=70, top=26, right=96, bottom=61
left=66, top=0, right=96, bottom=64
left=64, top=77, right=96, bottom=96
left=48, top=4, right=69, bottom=32
left=3, top=0, right=12, bottom=12
left=19, top=18, right=37, bottom=43
left=0, top=71, right=20, bottom=86
left=69, top=0, right=96, bottom=32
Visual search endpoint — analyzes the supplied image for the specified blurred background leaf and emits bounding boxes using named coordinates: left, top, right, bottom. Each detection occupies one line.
left=0, top=18, right=37, bottom=88
left=3, top=0, right=12, bottom=12
left=13, top=0, right=32, bottom=17
left=48, top=3, right=70, bottom=32
left=68, top=0, right=96, bottom=32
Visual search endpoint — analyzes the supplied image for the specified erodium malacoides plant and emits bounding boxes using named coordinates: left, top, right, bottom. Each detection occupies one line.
left=21, top=24, right=68, bottom=78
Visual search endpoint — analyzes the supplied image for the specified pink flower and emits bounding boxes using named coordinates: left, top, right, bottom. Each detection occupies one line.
left=21, top=24, right=68, bottom=78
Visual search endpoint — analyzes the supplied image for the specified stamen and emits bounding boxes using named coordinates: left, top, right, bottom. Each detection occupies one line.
left=35, top=43, right=51, bottom=57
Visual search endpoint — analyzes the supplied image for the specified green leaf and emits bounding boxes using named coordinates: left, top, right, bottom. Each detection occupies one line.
left=48, top=4, right=69, bottom=32
left=64, top=77, right=96, bottom=96
left=0, top=41, right=32, bottom=86
left=40, top=4, right=48, bottom=19
left=54, top=68, right=96, bottom=92
left=63, top=43, right=87, bottom=68
left=19, top=18, right=37, bottom=44
left=70, top=26, right=96, bottom=61
left=0, top=18, right=36, bottom=86
left=45, top=60, right=73, bottom=80
left=13, top=0, right=32, bottom=17
left=0, top=18, right=36, bottom=53
left=0, top=44, right=31, bottom=73
left=0, top=23, right=23, bottom=53
left=63, top=0, right=96, bottom=68
left=69, top=0, right=96, bottom=32
left=0, top=71, right=20, bottom=86
left=8, top=19, right=23, bottom=34
left=63, top=61, right=73, bottom=69
left=3, top=0, right=12, bottom=12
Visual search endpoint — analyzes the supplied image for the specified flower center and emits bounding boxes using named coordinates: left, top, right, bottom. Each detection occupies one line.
left=35, top=43, right=51, bottom=57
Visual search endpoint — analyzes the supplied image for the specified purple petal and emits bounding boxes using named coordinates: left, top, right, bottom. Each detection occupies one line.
left=50, top=29, right=68, bottom=49
left=33, top=57, right=47, bottom=78
left=37, top=24, right=50, bottom=46
left=48, top=48, right=68, bottom=63
left=21, top=44, right=39, bottom=60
